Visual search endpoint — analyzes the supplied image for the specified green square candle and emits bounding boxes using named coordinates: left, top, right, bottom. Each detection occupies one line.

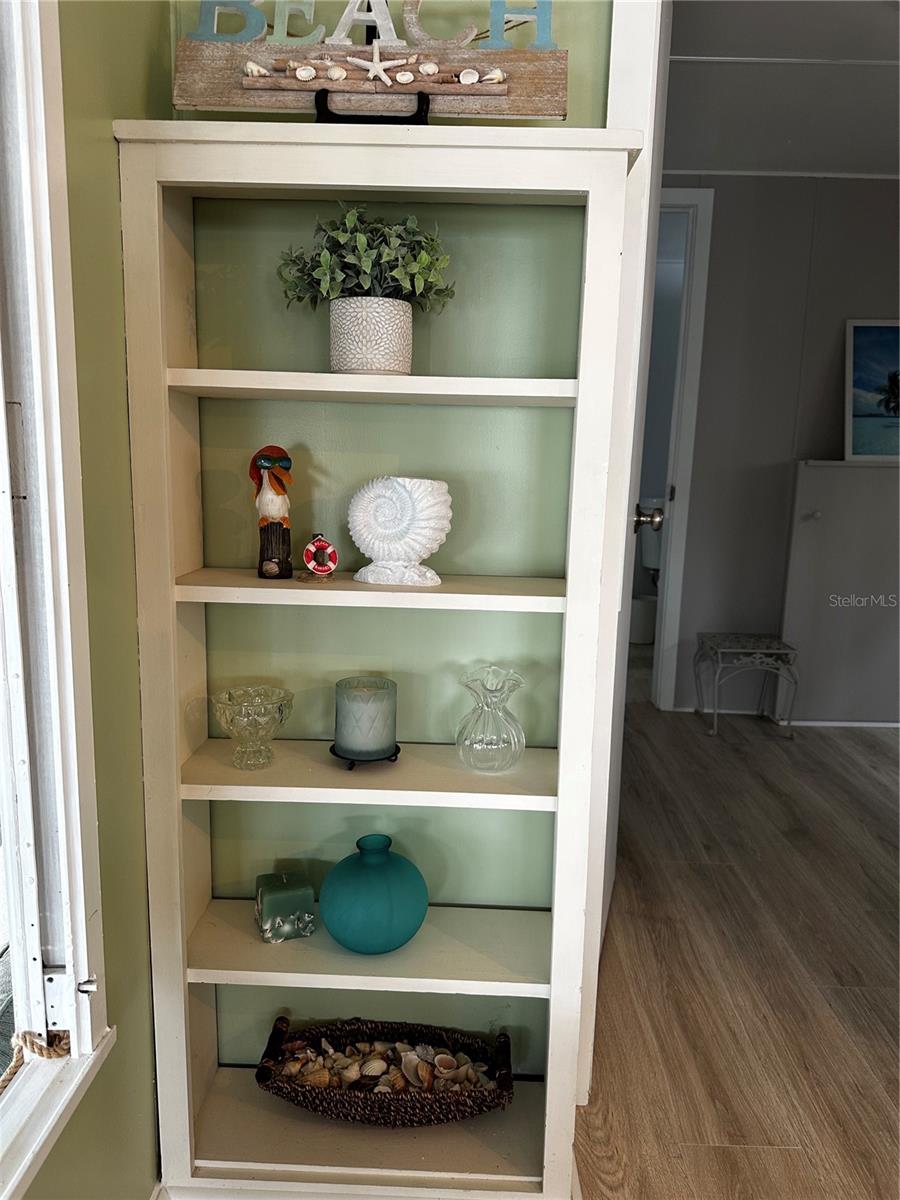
left=255, top=872, right=316, bottom=943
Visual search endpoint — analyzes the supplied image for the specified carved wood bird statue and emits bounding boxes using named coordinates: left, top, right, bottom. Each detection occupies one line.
left=249, top=445, right=294, bottom=579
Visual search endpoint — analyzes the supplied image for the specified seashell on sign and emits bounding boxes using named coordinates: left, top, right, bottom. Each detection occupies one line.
left=326, top=65, right=348, bottom=81
left=395, top=70, right=415, bottom=84
left=418, top=61, right=439, bottom=76
left=243, top=60, right=270, bottom=77
left=295, top=65, right=317, bottom=81
left=458, top=68, right=479, bottom=85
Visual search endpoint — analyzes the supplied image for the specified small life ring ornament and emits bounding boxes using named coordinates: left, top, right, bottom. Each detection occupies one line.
left=301, top=534, right=339, bottom=579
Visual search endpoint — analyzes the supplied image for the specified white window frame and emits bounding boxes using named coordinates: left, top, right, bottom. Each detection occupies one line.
left=0, top=2, right=115, bottom=1196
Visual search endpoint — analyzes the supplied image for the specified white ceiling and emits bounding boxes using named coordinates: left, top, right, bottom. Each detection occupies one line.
left=664, top=0, right=900, bottom=175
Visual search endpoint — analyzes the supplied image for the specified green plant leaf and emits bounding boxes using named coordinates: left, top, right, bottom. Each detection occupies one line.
left=414, top=273, right=424, bottom=295
left=345, top=208, right=358, bottom=230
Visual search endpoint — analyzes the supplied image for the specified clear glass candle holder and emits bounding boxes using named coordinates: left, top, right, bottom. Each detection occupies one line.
left=334, top=676, right=397, bottom=762
left=211, top=685, right=293, bottom=770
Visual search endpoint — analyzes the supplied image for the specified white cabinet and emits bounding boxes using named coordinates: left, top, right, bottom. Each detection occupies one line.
left=117, top=121, right=643, bottom=1200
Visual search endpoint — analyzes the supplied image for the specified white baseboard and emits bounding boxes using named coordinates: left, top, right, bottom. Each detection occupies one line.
left=790, top=719, right=899, bottom=728
left=149, top=1184, right=167, bottom=1200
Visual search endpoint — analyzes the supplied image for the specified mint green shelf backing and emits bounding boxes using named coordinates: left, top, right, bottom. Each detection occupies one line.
left=200, top=398, right=573, bottom=577
left=210, top=801, right=554, bottom=907
left=194, top=199, right=584, bottom=377
left=194, top=195, right=575, bottom=1060
left=212, top=984, right=549, bottom=1077
left=205, top=606, right=562, bottom=746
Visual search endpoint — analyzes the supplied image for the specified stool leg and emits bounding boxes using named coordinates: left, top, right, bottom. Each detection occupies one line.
left=782, top=668, right=799, bottom=740
left=709, top=664, right=722, bottom=736
left=756, top=671, right=770, bottom=719
left=693, top=649, right=705, bottom=714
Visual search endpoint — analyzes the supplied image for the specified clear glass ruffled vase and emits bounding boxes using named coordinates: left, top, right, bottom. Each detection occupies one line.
left=456, top=666, right=526, bottom=773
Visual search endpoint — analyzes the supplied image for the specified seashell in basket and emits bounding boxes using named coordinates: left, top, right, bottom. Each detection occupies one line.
left=321, top=1038, right=335, bottom=1056
left=257, top=1018, right=513, bottom=1128
left=401, top=1052, right=423, bottom=1088
left=387, top=1065, right=407, bottom=1092
left=455, top=1051, right=471, bottom=1067
left=396, top=1042, right=413, bottom=1054
left=348, top=477, right=452, bottom=587
left=356, top=1042, right=371, bottom=1054
left=361, top=1057, right=388, bottom=1077
left=415, top=1044, right=435, bottom=1063
left=373, top=1041, right=393, bottom=1055
left=281, top=1059, right=303, bottom=1077
left=340, top=1061, right=361, bottom=1087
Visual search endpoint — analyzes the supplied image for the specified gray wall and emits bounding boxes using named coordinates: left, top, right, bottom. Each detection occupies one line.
left=662, top=0, right=899, bottom=718
left=669, top=174, right=899, bottom=711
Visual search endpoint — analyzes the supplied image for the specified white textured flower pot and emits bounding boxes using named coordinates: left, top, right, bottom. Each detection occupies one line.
left=330, top=297, right=413, bottom=376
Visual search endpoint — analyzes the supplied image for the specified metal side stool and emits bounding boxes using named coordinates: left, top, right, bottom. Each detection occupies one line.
left=693, top=633, right=799, bottom=737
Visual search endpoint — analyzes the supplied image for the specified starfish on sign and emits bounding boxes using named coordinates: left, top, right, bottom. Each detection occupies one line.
left=346, top=41, right=408, bottom=87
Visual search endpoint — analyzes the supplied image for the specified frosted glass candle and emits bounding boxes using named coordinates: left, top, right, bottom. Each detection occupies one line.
left=334, top=676, right=397, bottom=761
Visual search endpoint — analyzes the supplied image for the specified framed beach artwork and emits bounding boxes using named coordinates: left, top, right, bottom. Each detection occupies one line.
left=845, top=320, right=900, bottom=460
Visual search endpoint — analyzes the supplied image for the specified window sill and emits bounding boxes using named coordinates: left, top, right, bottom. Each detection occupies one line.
left=0, top=1025, right=116, bottom=1199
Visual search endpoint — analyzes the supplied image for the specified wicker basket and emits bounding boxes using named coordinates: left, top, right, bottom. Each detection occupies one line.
left=256, top=1016, right=513, bottom=1128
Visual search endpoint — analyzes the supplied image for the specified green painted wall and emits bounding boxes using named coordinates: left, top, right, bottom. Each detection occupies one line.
left=26, top=4, right=172, bottom=1199
left=172, top=0, right=613, bottom=128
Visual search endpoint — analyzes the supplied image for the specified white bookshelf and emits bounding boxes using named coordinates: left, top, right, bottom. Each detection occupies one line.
left=169, top=367, right=578, bottom=408
left=175, top=568, right=566, bottom=612
left=187, top=900, right=551, bottom=997
left=117, top=121, right=643, bottom=1200
left=182, top=739, right=559, bottom=812
left=194, top=1069, right=545, bottom=1192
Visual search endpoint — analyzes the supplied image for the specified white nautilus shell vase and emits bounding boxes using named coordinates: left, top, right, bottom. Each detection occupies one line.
left=348, top=476, right=452, bottom=587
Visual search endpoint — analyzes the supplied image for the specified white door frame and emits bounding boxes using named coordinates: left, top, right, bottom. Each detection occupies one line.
left=650, top=187, right=714, bottom=710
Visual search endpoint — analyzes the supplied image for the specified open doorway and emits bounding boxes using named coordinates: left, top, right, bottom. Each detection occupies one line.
left=631, top=188, right=713, bottom=709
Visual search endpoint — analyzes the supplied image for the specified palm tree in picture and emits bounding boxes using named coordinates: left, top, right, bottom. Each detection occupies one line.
left=876, top=369, right=899, bottom=416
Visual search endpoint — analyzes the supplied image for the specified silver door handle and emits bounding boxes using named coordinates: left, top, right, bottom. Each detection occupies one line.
left=634, top=503, right=664, bottom=534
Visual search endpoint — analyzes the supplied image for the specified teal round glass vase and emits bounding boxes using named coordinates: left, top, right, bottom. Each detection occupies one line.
left=319, top=834, right=428, bottom=955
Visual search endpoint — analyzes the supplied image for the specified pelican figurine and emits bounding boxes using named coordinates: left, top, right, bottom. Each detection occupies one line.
left=249, top=445, right=294, bottom=579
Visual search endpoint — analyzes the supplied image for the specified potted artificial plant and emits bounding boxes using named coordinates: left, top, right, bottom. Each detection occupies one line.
left=277, top=206, right=454, bottom=376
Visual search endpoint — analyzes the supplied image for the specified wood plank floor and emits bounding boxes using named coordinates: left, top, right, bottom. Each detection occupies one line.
left=576, top=696, right=899, bottom=1199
